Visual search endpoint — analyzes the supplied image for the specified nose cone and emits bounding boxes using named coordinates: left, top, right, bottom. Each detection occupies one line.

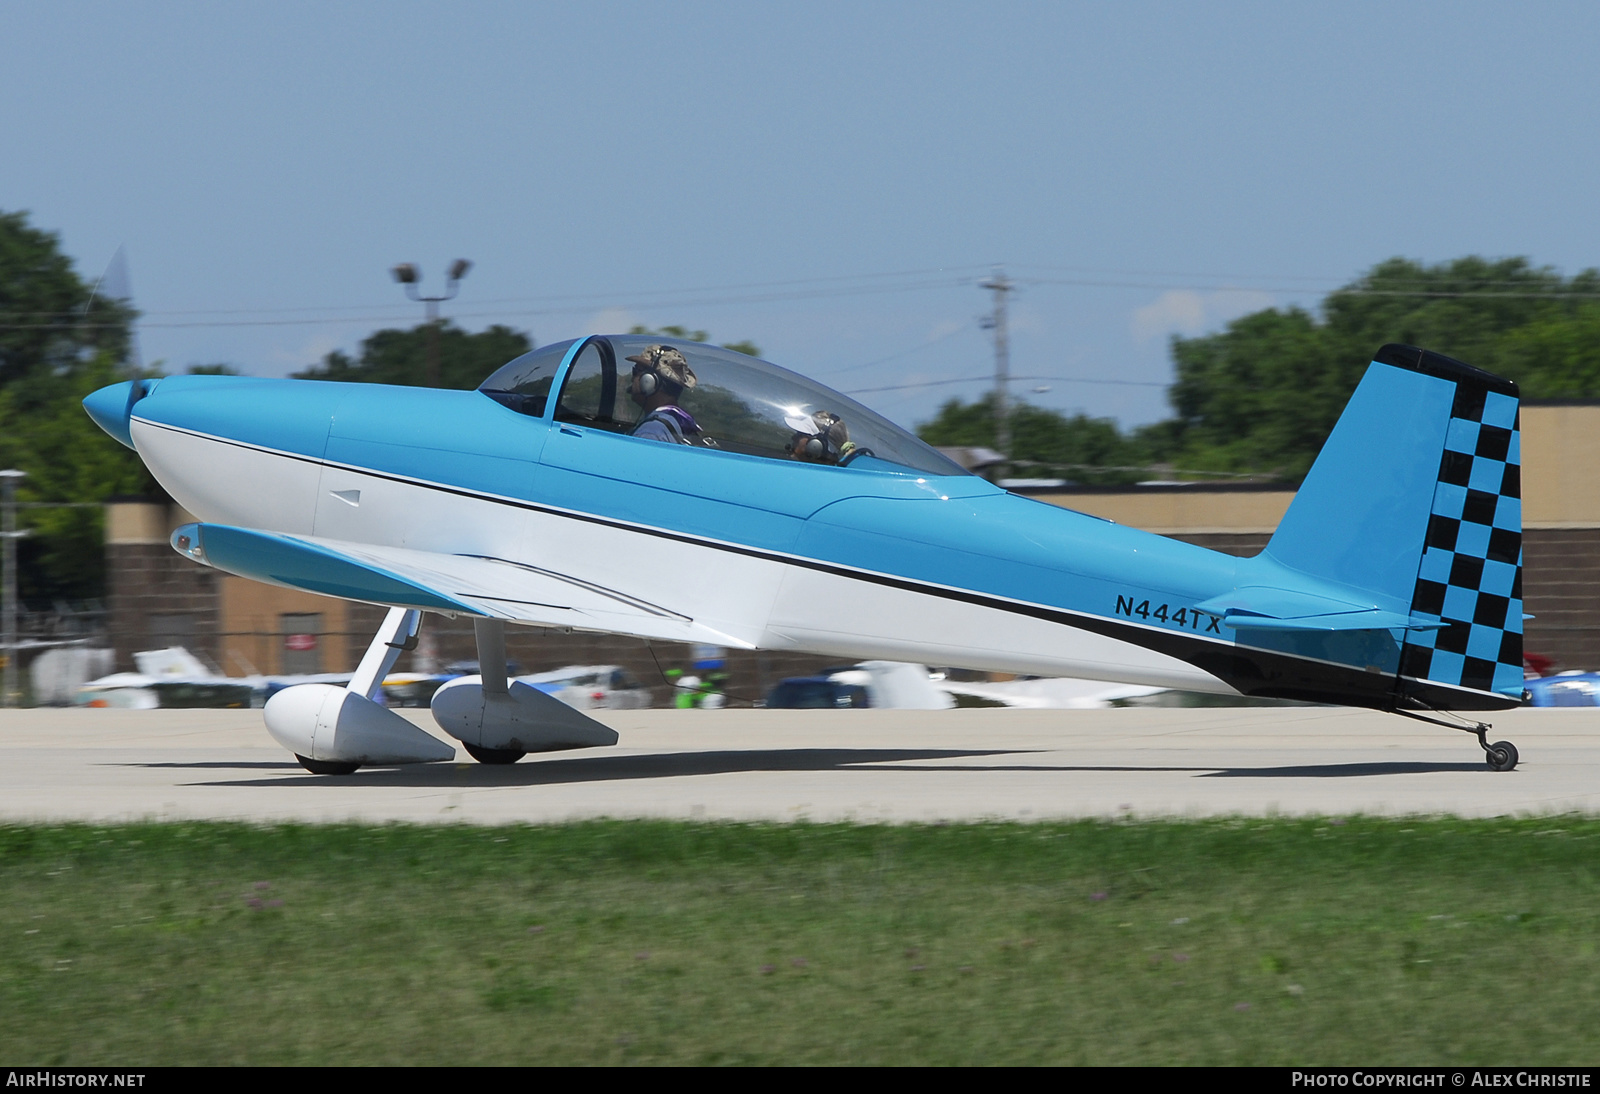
left=83, top=379, right=152, bottom=450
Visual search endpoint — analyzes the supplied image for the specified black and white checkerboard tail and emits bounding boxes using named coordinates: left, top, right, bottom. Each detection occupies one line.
left=1262, top=343, right=1523, bottom=709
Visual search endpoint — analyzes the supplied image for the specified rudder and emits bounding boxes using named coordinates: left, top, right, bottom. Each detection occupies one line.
left=1391, top=348, right=1523, bottom=702
left=1261, top=344, right=1523, bottom=708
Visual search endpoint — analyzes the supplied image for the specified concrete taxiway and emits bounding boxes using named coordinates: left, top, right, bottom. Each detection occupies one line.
left=0, top=705, right=1595, bottom=825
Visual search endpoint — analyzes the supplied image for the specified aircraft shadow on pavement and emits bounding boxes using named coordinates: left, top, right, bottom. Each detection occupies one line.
left=191, top=748, right=1034, bottom=788
left=118, top=761, right=304, bottom=770
left=177, top=749, right=1497, bottom=788
left=1199, top=760, right=1494, bottom=778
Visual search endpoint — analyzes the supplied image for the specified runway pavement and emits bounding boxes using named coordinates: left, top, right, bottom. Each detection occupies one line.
left=0, top=705, right=1596, bottom=825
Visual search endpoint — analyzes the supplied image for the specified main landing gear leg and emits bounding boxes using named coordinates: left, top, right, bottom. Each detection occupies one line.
left=1393, top=708, right=1519, bottom=771
left=429, top=616, right=620, bottom=762
left=263, top=607, right=457, bottom=775
left=460, top=619, right=524, bottom=765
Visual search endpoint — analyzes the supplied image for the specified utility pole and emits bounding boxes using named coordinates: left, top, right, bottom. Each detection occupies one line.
left=1, top=470, right=27, bottom=708
left=392, top=260, right=472, bottom=387
left=979, top=266, right=1014, bottom=461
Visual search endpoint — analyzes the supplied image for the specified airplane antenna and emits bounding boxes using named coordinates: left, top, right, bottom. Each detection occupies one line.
left=978, top=266, right=1014, bottom=466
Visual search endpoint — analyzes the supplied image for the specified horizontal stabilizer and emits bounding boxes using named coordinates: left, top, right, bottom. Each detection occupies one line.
left=170, top=522, right=755, bottom=648
left=1217, top=610, right=1446, bottom=633
left=1194, top=587, right=1447, bottom=633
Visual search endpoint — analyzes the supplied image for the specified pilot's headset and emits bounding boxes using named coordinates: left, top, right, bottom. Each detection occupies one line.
left=626, top=345, right=694, bottom=400
left=786, top=411, right=854, bottom=463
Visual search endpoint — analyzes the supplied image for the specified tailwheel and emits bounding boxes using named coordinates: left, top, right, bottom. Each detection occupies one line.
left=463, top=743, right=526, bottom=765
left=296, top=754, right=360, bottom=776
left=1484, top=740, right=1519, bottom=772
left=1391, top=707, right=1519, bottom=772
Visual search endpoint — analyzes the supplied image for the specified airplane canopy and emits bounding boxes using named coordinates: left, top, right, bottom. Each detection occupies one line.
left=480, top=335, right=969, bottom=477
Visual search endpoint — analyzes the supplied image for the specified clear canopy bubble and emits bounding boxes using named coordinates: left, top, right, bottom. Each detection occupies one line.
left=481, top=335, right=968, bottom=477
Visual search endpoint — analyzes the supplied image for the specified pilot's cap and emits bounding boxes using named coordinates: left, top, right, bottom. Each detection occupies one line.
left=625, top=345, right=697, bottom=391
left=784, top=410, right=853, bottom=463
left=784, top=410, right=844, bottom=437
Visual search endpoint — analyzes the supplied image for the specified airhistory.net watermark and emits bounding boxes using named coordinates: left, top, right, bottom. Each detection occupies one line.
left=5, top=1074, right=145, bottom=1088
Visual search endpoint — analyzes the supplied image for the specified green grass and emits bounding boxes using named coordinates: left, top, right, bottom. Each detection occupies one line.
left=2, top=817, right=1598, bottom=1065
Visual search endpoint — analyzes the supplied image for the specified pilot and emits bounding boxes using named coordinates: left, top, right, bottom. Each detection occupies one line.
left=626, top=345, right=704, bottom=444
left=785, top=410, right=856, bottom=464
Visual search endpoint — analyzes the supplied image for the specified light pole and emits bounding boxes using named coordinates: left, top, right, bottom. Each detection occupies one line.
left=1, top=469, right=27, bottom=708
left=392, top=259, right=472, bottom=387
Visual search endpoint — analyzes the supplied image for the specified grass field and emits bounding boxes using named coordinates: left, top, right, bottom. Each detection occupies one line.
left=2, top=817, right=1597, bottom=1065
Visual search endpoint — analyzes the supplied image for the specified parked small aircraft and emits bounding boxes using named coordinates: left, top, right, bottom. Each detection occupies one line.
left=1524, top=671, right=1600, bottom=707
left=76, top=647, right=258, bottom=709
left=74, top=646, right=349, bottom=709
left=519, top=665, right=653, bottom=710
left=84, top=338, right=1526, bottom=772
left=931, top=673, right=1167, bottom=710
left=765, top=661, right=955, bottom=710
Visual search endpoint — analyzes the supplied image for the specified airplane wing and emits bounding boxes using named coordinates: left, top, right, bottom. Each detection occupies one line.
left=171, top=522, right=756, bottom=649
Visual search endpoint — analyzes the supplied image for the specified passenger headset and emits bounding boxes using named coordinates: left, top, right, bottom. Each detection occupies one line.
left=795, top=413, right=857, bottom=464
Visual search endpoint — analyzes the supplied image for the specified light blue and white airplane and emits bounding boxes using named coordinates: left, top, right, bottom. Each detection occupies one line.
left=84, top=336, right=1527, bottom=773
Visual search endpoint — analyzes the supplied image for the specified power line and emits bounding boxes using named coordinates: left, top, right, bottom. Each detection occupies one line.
left=1012, top=261, right=1600, bottom=290
left=9, top=259, right=1591, bottom=320
left=813, top=324, right=969, bottom=378
left=5, top=257, right=1599, bottom=339
left=1016, top=276, right=1600, bottom=299
left=1011, top=262, right=1355, bottom=283
left=11, top=282, right=1597, bottom=334
left=1009, top=460, right=1268, bottom=479
left=0, top=275, right=981, bottom=331
left=844, top=373, right=1167, bottom=395
left=6, top=268, right=1600, bottom=333
left=0, top=264, right=994, bottom=322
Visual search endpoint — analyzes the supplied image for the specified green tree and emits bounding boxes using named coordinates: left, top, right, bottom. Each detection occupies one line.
left=0, top=355, right=158, bottom=600
left=1163, top=256, right=1600, bottom=478
left=917, top=393, right=1153, bottom=484
left=295, top=322, right=532, bottom=389
left=0, top=210, right=151, bottom=601
left=918, top=256, right=1600, bottom=484
left=1496, top=300, right=1600, bottom=397
left=628, top=325, right=761, bottom=358
left=1162, top=305, right=1340, bottom=476
left=0, top=210, right=134, bottom=388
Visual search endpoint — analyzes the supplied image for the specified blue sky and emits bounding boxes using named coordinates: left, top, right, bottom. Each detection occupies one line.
left=5, top=2, right=1598, bottom=429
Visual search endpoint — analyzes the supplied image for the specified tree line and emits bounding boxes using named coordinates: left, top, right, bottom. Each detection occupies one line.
left=4, top=204, right=1600, bottom=601
left=924, top=256, right=1600, bottom=482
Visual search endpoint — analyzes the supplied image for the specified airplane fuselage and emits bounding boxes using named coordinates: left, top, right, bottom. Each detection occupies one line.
left=84, top=338, right=1533, bottom=772
left=126, top=374, right=1253, bottom=695
left=91, top=331, right=1525, bottom=719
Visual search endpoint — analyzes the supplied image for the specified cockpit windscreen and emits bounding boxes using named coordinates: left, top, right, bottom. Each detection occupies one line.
left=493, top=336, right=968, bottom=477
left=477, top=339, right=576, bottom=417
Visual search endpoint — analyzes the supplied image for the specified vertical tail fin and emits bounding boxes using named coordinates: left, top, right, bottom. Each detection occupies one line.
left=1262, top=344, right=1523, bottom=707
